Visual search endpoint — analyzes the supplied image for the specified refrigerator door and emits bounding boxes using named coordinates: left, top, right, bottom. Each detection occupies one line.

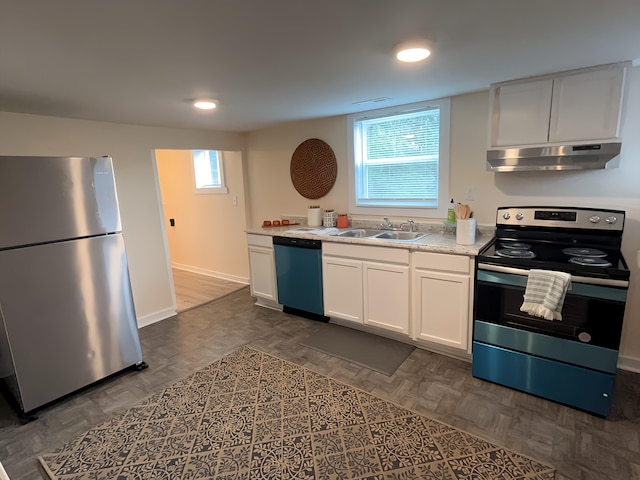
left=0, top=156, right=121, bottom=249
left=0, top=234, right=142, bottom=412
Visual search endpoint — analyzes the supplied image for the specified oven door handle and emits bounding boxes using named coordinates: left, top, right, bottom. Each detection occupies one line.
left=478, top=263, right=629, bottom=288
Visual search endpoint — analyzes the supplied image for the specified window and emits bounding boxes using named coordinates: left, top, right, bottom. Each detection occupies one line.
left=347, top=98, right=450, bottom=217
left=192, top=150, right=228, bottom=194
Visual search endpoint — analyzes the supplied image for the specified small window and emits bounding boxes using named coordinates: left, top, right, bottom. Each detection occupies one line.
left=192, top=150, right=228, bottom=194
left=347, top=98, right=450, bottom=217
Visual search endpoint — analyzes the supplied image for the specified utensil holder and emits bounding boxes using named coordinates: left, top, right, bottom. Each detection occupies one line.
left=456, top=219, right=476, bottom=245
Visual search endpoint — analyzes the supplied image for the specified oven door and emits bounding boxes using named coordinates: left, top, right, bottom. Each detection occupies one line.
left=473, top=263, right=628, bottom=416
left=475, top=264, right=628, bottom=350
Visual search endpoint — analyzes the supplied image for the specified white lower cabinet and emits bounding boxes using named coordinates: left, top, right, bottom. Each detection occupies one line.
left=323, top=243, right=409, bottom=335
left=411, top=251, right=473, bottom=352
left=246, top=233, right=280, bottom=309
left=363, top=262, right=409, bottom=334
left=323, top=256, right=363, bottom=323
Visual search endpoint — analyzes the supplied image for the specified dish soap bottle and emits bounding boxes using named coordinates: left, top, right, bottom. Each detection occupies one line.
left=447, top=199, right=456, bottom=224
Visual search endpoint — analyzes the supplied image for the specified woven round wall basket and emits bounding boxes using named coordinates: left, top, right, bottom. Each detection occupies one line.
left=290, top=138, right=337, bottom=199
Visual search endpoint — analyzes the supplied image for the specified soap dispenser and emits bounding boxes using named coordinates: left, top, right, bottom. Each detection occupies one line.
left=447, top=199, right=456, bottom=224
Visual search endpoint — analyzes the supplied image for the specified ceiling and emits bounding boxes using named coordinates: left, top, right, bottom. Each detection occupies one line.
left=1, top=0, right=639, bottom=133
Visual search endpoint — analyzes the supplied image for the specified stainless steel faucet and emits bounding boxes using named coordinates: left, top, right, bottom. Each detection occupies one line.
left=383, top=217, right=393, bottom=229
left=405, top=219, right=415, bottom=232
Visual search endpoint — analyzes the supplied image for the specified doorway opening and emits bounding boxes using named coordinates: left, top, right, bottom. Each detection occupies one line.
left=154, top=149, right=250, bottom=313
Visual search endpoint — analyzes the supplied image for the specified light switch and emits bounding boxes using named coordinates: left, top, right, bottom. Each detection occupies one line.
left=232, top=195, right=238, bottom=206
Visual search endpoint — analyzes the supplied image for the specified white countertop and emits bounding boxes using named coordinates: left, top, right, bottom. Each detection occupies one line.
left=246, top=223, right=494, bottom=256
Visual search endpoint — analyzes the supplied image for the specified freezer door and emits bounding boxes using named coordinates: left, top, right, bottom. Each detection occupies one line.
left=0, top=156, right=121, bottom=249
left=0, top=234, right=142, bottom=412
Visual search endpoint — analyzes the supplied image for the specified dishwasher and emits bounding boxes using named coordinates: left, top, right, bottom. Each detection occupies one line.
left=272, top=236, right=326, bottom=319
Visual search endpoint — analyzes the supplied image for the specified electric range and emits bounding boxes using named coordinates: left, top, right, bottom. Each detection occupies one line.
left=472, top=206, right=629, bottom=417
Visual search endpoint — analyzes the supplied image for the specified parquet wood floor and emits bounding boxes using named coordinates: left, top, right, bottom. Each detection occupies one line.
left=0, top=288, right=638, bottom=480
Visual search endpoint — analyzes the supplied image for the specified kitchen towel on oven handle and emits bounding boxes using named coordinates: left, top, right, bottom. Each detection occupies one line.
left=520, top=269, right=572, bottom=321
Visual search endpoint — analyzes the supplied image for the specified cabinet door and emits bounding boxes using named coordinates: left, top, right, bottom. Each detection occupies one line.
left=549, top=67, right=625, bottom=142
left=412, top=268, right=469, bottom=350
left=323, top=257, right=363, bottom=324
left=363, top=262, right=409, bottom=334
left=490, top=79, right=553, bottom=146
left=248, top=245, right=277, bottom=302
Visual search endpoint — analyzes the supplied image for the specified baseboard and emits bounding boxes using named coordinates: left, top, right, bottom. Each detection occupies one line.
left=618, top=354, right=640, bottom=373
left=254, top=297, right=283, bottom=311
left=171, top=262, right=249, bottom=284
left=137, top=307, right=176, bottom=328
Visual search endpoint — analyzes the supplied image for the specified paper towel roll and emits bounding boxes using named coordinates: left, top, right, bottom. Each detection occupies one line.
left=308, top=207, right=322, bottom=227
left=456, top=219, right=476, bottom=245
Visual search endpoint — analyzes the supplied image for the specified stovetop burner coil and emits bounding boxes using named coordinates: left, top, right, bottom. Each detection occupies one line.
left=495, top=248, right=536, bottom=259
left=568, top=256, right=612, bottom=267
left=562, top=247, right=607, bottom=258
left=499, top=242, right=531, bottom=250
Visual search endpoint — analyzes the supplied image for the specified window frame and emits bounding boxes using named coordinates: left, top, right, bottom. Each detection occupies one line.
left=191, top=149, right=228, bottom=195
left=347, top=97, right=450, bottom=218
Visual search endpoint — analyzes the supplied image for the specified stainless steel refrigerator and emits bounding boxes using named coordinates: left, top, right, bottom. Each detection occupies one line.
left=0, top=155, right=145, bottom=415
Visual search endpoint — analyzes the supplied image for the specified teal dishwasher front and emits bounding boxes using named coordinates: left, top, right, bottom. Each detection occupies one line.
left=273, top=236, right=325, bottom=318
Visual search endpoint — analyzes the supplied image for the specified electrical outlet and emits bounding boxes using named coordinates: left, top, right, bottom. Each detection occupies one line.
left=465, top=187, right=475, bottom=201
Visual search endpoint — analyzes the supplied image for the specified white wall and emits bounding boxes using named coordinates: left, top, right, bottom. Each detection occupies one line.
left=156, top=149, right=249, bottom=283
left=245, top=116, right=349, bottom=226
left=0, top=112, right=245, bottom=326
left=245, top=67, right=640, bottom=369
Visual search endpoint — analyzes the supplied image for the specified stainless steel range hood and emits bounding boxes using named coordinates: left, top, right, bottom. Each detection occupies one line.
left=487, top=142, right=622, bottom=172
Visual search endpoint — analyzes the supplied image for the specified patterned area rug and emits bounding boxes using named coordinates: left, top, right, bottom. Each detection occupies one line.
left=39, top=346, right=556, bottom=479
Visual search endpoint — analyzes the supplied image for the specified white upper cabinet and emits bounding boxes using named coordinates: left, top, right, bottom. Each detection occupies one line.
left=490, top=79, right=553, bottom=146
left=489, top=63, right=626, bottom=148
left=549, top=67, right=625, bottom=143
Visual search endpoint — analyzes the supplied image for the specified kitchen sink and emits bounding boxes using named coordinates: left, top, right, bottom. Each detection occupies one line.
left=336, top=228, right=430, bottom=242
left=336, top=229, right=382, bottom=238
left=372, top=231, right=429, bottom=242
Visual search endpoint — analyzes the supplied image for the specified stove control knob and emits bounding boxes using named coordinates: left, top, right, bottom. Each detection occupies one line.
left=502, top=212, right=511, bottom=220
left=578, top=332, right=592, bottom=343
left=605, top=216, right=617, bottom=224
left=515, top=212, right=524, bottom=221
left=589, top=215, right=601, bottom=224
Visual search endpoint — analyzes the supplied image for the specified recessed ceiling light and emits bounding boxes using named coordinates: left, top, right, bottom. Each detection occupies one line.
left=395, top=40, right=434, bottom=63
left=193, top=99, right=217, bottom=110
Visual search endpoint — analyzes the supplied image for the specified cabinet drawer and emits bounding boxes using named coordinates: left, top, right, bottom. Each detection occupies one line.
left=472, top=342, right=614, bottom=417
left=246, top=233, right=273, bottom=248
left=323, top=242, right=409, bottom=264
left=412, top=251, right=470, bottom=274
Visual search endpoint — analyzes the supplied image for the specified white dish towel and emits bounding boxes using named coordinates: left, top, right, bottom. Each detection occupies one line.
left=0, top=461, right=10, bottom=480
left=307, top=227, right=339, bottom=236
left=520, top=269, right=572, bottom=321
